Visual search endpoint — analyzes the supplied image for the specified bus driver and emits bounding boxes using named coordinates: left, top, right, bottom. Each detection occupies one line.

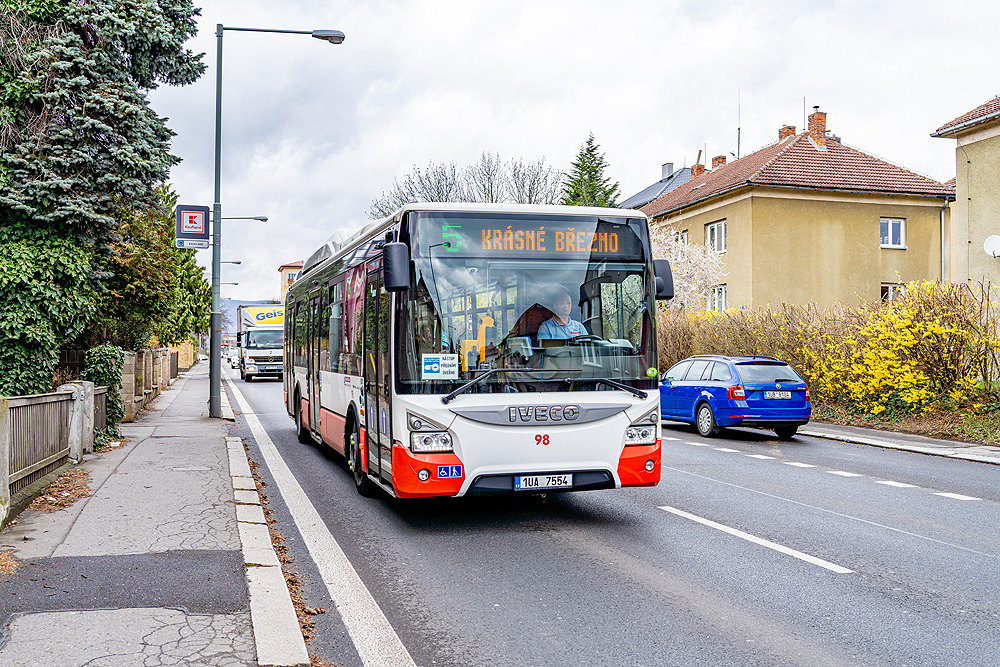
left=537, top=289, right=587, bottom=339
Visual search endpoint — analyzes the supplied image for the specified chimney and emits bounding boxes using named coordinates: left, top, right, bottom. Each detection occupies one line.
left=691, top=163, right=705, bottom=177
left=712, top=155, right=726, bottom=169
left=808, top=106, right=827, bottom=147
left=778, top=125, right=796, bottom=141
left=661, top=162, right=674, bottom=180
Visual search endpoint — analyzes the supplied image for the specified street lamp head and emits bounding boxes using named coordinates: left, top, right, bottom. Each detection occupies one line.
left=311, top=29, right=345, bottom=44
left=254, top=216, right=268, bottom=222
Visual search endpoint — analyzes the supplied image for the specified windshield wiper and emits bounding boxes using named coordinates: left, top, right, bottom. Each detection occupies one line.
left=441, top=368, right=528, bottom=404
left=564, top=377, right=647, bottom=399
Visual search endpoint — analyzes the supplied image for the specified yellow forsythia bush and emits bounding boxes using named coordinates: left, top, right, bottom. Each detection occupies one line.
left=656, top=282, right=1000, bottom=416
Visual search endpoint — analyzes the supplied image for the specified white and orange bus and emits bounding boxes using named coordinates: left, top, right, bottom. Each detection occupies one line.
left=284, top=203, right=673, bottom=498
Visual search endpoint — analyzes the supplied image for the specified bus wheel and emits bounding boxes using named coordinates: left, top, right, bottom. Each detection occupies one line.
left=348, top=426, right=372, bottom=497
left=295, top=395, right=312, bottom=445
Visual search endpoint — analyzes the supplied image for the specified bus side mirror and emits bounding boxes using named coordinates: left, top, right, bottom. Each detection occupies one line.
left=653, top=259, right=674, bottom=300
left=384, top=242, right=410, bottom=292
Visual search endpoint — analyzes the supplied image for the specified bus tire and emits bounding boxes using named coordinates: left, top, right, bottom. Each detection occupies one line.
left=295, top=393, right=312, bottom=445
left=348, top=423, right=372, bottom=497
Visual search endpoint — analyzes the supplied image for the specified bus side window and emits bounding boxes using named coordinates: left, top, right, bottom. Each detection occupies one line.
left=319, top=286, right=329, bottom=372
left=329, top=281, right=343, bottom=372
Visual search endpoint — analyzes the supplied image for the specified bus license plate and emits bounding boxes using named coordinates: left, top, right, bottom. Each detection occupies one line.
left=765, top=391, right=792, bottom=399
left=514, top=474, right=572, bottom=491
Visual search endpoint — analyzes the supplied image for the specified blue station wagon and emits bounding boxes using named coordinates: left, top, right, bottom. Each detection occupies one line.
left=660, top=355, right=811, bottom=439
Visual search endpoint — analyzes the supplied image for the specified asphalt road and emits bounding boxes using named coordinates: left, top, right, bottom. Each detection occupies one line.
left=228, top=375, right=1000, bottom=667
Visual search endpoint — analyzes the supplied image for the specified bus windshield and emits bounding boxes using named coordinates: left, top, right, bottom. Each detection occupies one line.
left=397, top=212, right=657, bottom=395
left=245, top=330, right=284, bottom=349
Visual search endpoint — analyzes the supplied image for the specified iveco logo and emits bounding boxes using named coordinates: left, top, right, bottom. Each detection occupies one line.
left=508, top=405, right=581, bottom=423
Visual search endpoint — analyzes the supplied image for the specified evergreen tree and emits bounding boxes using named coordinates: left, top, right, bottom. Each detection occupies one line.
left=0, top=0, right=204, bottom=394
left=560, top=133, right=621, bottom=208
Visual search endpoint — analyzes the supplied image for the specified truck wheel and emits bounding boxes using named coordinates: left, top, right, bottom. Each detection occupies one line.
left=348, top=424, right=372, bottom=496
left=245, top=374, right=253, bottom=382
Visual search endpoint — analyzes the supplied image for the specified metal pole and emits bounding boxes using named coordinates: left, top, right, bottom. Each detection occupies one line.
left=209, top=23, right=224, bottom=418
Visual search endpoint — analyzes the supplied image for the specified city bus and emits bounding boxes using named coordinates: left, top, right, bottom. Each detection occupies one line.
left=284, top=203, right=673, bottom=498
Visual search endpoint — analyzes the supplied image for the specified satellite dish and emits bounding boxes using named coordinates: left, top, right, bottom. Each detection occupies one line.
left=985, top=235, right=1000, bottom=258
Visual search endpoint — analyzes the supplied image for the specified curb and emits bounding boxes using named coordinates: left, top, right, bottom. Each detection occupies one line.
left=227, top=436, right=310, bottom=667
left=798, top=428, right=1000, bottom=465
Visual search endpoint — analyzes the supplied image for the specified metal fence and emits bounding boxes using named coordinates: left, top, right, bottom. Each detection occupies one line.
left=6, top=391, right=73, bottom=496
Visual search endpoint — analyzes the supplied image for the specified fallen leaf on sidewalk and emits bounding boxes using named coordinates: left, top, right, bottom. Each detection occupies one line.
left=27, top=469, right=93, bottom=512
left=0, top=551, right=18, bottom=576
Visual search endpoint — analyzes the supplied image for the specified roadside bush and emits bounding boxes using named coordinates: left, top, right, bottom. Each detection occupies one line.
left=657, top=281, right=1000, bottom=417
left=82, top=343, right=125, bottom=441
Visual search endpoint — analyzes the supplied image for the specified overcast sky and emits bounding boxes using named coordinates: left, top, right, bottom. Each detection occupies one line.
left=149, top=0, right=996, bottom=302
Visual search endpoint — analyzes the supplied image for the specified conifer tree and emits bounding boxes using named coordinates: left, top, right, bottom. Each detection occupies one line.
left=560, top=133, right=621, bottom=208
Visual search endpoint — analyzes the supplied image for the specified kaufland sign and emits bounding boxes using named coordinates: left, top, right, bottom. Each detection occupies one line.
left=175, top=205, right=210, bottom=249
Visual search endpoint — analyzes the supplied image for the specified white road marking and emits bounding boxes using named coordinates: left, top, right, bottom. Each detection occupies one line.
left=746, top=454, right=775, bottom=459
left=877, top=481, right=917, bottom=488
left=660, top=506, right=853, bottom=574
left=686, top=441, right=711, bottom=447
left=827, top=471, right=863, bottom=477
left=715, top=447, right=741, bottom=453
left=935, top=493, right=980, bottom=501
left=661, top=436, right=680, bottom=441
left=225, top=376, right=417, bottom=667
left=783, top=462, right=815, bottom=468
left=663, top=466, right=1000, bottom=560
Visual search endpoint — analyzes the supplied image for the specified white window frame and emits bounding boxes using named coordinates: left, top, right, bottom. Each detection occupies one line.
left=673, top=230, right=689, bottom=245
left=709, top=284, right=727, bottom=312
left=880, top=218, right=906, bottom=249
left=881, top=283, right=905, bottom=302
left=707, top=220, right=727, bottom=253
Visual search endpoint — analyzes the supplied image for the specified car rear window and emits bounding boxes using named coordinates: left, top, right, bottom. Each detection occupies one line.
left=736, top=363, right=802, bottom=384
left=709, top=362, right=732, bottom=382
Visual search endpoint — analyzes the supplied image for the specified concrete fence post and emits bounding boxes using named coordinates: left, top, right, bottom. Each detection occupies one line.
left=152, top=352, right=161, bottom=399
left=121, top=353, right=136, bottom=423
left=59, top=383, right=84, bottom=464
left=79, top=381, right=95, bottom=454
left=159, top=349, right=168, bottom=391
left=0, top=397, right=10, bottom=528
left=144, top=351, right=153, bottom=404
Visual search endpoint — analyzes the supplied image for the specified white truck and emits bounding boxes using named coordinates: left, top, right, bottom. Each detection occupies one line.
left=236, top=305, right=285, bottom=382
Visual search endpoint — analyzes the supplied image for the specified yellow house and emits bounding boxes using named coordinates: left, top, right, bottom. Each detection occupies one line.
left=641, top=109, right=954, bottom=310
left=278, top=261, right=303, bottom=302
left=932, top=97, right=1000, bottom=287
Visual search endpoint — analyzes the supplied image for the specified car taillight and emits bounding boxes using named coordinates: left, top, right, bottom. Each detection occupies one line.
left=727, top=385, right=745, bottom=400
left=805, top=387, right=811, bottom=401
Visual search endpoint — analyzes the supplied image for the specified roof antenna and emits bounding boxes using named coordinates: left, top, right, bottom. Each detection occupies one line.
left=737, top=88, right=741, bottom=159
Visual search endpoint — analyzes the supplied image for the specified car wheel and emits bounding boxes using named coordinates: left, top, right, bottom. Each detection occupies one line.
left=295, top=395, right=312, bottom=444
left=245, top=374, right=253, bottom=382
left=775, top=426, right=798, bottom=440
left=348, top=424, right=372, bottom=496
left=696, top=402, right=719, bottom=437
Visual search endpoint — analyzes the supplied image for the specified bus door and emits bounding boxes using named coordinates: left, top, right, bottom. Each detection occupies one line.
left=363, top=264, right=392, bottom=484
left=307, top=287, right=323, bottom=435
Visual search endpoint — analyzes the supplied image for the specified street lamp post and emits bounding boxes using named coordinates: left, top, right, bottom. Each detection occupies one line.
left=209, top=25, right=345, bottom=418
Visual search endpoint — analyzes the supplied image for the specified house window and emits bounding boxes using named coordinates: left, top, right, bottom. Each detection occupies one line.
left=673, top=230, right=689, bottom=245
left=880, top=218, right=905, bottom=248
left=710, top=284, right=727, bottom=312
left=707, top=220, right=726, bottom=253
left=881, top=283, right=905, bottom=302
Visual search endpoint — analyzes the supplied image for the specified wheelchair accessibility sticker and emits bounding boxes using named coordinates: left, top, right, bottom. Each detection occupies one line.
left=437, top=465, right=463, bottom=479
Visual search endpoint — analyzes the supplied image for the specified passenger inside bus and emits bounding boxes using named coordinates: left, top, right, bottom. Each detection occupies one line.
left=537, top=289, right=588, bottom=339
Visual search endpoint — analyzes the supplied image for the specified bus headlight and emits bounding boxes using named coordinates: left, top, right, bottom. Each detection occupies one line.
left=625, top=426, right=656, bottom=446
left=410, top=432, right=453, bottom=453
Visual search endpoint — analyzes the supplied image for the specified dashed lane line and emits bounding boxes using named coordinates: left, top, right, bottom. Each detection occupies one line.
left=685, top=441, right=711, bottom=447
left=876, top=481, right=917, bottom=488
left=783, top=462, right=816, bottom=468
left=827, top=471, right=863, bottom=477
left=660, top=506, right=853, bottom=574
left=746, top=454, right=775, bottom=459
left=714, top=447, right=741, bottom=453
left=935, top=493, right=980, bottom=501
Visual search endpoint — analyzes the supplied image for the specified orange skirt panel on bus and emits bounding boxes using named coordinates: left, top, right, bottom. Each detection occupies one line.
left=617, top=441, right=661, bottom=487
left=392, top=446, right=465, bottom=499
left=319, top=408, right=347, bottom=456
left=300, top=397, right=310, bottom=431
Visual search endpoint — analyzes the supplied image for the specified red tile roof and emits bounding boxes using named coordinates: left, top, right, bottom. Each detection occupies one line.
left=933, top=96, right=1000, bottom=137
left=641, top=132, right=952, bottom=218
left=944, top=177, right=956, bottom=188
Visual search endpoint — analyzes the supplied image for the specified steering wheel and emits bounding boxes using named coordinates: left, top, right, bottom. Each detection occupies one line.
left=568, top=335, right=603, bottom=343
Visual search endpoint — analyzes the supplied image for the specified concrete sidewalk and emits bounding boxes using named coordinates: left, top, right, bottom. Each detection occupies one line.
left=800, top=422, right=1000, bottom=464
left=0, top=364, right=306, bottom=666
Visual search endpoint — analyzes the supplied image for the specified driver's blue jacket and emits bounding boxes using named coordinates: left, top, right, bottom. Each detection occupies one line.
left=537, top=317, right=587, bottom=339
